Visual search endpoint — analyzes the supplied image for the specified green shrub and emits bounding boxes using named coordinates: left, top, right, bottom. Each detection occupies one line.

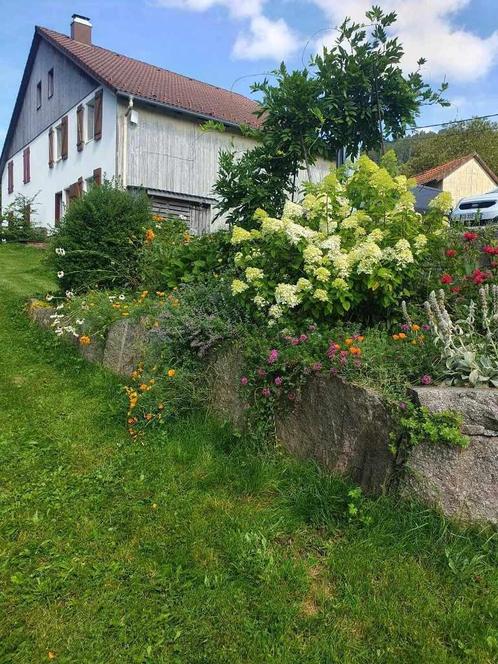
left=0, top=194, right=47, bottom=243
left=49, top=181, right=151, bottom=293
left=139, top=216, right=234, bottom=290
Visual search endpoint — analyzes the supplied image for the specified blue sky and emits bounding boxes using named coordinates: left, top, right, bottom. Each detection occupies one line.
left=1, top=0, right=498, bottom=152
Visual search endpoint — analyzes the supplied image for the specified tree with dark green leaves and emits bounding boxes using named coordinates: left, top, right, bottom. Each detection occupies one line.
left=393, top=118, right=498, bottom=178
left=213, top=4, right=448, bottom=229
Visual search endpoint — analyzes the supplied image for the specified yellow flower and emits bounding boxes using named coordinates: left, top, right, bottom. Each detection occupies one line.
left=79, top=335, right=91, bottom=346
left=156, top=291, right=165, bottom=297
left=139, top=383, right=149, bottom=392
left=167, top=369, right=176, bottom=378
left=145, top=228, right=155, bottom=242
left=345, top=338, right=353, bottom=346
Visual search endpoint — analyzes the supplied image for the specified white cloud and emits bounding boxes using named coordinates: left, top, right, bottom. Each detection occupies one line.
left=153, top=0, right=498, bottom=78
left=310, top=0, right=498, bottom=83
left=154, top=0, right=300, bottom=59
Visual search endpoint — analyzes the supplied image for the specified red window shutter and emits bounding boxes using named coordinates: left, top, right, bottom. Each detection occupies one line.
left=7, top=161, right=13, bottom=193
left=48, top=128, right=54, bottom=168
left=77, top=105, right=84, bottom=151
left=78, top=176, right=84, bottom=196
left=55, top=192, right=62, bottom=225
left=23, top=148, right=30, bottom=184
left=61, top=115, right=68, bottom=159
left=93, top=167, right=102, bottom=186
left=94, top=90, right=103, bottom=141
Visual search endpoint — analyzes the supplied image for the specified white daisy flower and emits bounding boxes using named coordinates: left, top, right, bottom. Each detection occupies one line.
left=76, top=319, right=85, bottom=325
left=65, top=290, right=74, bottom=299
left=46, top=294, right=54, bottom=302
left=55, top=247, right=66, bottom=256
left=57, top=271, right=64, bottom=278
left=118, top=294, right=125, bottom=301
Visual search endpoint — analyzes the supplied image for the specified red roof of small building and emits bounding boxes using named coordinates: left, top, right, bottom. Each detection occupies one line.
left=415, top=152, right=498, bottom=186
left=36, top=26, right=262, bottom=128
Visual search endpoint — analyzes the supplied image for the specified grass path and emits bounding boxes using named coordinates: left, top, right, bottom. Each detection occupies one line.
left=0, top=245, right=496, bottom=663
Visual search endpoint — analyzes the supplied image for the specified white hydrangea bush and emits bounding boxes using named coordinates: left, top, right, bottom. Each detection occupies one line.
left=230, top=154, right=449, bottom=325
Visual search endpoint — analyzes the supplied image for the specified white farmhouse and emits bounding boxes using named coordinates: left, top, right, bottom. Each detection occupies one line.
left=1, top=14, right=331, bottom=233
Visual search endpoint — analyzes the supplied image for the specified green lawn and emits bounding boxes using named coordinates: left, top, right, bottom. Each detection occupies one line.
left=0, top=244, right=496, bottom=663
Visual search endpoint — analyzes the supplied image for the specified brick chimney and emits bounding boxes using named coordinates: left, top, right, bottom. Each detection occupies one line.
left=71, top=14, right=92, bottom=44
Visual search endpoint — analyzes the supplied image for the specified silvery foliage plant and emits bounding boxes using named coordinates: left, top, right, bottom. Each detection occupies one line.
left=423, top=286, right=498, bottom=387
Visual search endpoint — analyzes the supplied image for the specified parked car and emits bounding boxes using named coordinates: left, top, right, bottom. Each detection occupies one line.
left=451, top=189, right=498, bottom=226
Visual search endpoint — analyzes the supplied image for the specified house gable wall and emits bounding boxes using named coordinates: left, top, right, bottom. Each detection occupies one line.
left=7, top=39, right=98, bottom=160
left=443, top=159, right=497, bottom=203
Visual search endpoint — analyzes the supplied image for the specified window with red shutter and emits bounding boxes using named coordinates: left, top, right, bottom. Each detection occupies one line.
left=7, top=161, right=14, bottom=194
left=77, top=105, right=84, bottom=151
left=55, top=192, right=63, bottom=225
left=48, top=128, right=54, bottom=168
left=23, top=148, right=30, bottom=184
left=93, top=167, right=102, bottom=186
left=94, top=90, right=103, bottom=141
left=61, top=115, right=68, bottom=159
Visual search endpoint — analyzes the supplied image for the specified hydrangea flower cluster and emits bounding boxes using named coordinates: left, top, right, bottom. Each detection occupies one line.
left=230, top=154, right=448, bottom=325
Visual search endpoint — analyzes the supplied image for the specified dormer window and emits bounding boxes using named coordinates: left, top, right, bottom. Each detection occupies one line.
left=48, top=69, right=54, bottom=98
left=36, top=81, right=42, bottom=109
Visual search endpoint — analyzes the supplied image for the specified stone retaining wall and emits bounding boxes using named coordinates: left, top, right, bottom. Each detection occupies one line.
left=28, top=302, right=498, bottom=525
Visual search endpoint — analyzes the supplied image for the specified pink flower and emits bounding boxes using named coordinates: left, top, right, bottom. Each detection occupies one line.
left=420, top=374, right=432, bottom=385
left=311, top=362, right=323, bottom=372
left=330, top=367, right=338, bottom=376
left=353, top=359, right=362, bottom=368
left=274, top=376, right=283, bottom=386
left=401, top=323, right=410, bottom=332
left=240, top=376, right=248, bottom=386
left=399, top=401, right=407, bottom=410
left=257, top=368, right=267, bottom=378
left=299, top=334, right=308, bottom=343
left=308, top=324, right=317, bottom=332
left=267, top=349, right=279, bottom=364
left=291, top=338, right=300, bottom=346
left=287, top=392, right=296, bottom=401
left=422, top=324, right=430, bottom=332
left=261, top=387, right=271, bottom=397
left=339, top=350, right=348, bottom=360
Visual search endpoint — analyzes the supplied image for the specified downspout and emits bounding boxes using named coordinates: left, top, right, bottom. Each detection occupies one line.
left=122, top=96, right=133, bottom=188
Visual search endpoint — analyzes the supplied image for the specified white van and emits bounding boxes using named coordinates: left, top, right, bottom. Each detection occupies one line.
left=451, top=189, right=498, bottom=226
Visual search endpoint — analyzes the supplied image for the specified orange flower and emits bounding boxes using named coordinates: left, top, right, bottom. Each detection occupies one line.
left=183, top=232, right=191, bottom=244
left=167, top=369, right=176, bottom=378
left=392, top=334, right=400, bottom=341
left=112, top=303, right=121, bottom=309
left=411, top=324, right=420, bottom=332
left=345, top=338, right=353, bottom=346
left=398, top=332, right=407, bottom=340
left=145, top=228, right=155, bottom=242
left=128, top=417, right=138, bottom=425
left=140, top=290, right=149, bottom=299
left=152, top=214, right=163, bottom=222
left=356, top=335, right=365, bottom=342
left=144, top=413, right=153, bottom=421
left=79, top=335, right=91, bottom=346
left=139, top=383, right=149, bottom=392
left=349, top=346, right=362, bottom=355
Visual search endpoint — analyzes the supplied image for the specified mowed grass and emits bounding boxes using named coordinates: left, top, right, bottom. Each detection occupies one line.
left=0, top=245, right=496, bottom=664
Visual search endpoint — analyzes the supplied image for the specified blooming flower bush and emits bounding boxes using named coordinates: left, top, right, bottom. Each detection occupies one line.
left=229, top=153, right=449, bottom=325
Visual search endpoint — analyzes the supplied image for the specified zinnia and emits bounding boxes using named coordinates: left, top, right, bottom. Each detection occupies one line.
left=440, top=273, right=453, bottom=285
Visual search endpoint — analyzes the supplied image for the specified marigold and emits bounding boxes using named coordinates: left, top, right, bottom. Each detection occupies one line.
left=392, top=334, right=400, bottom=341
left=411, top=324, right=420, bottom=332
left=167, top=369, right=176, bottom=378
left=349, top=346, right=362, bottom=355
left=398, top=332, right=407, bottom=340
left=145, top=228, right=155, bottom=242
left=139, top=383, right=149, bottom=392
left=345, top=338, right=353, bottom=346
left=79, top=335, right=91, bottom=346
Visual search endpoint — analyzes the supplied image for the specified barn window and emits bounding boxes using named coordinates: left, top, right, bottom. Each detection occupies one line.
left=36, top=81, right=42, bottom=109
left=48, top=68, right=54, bottom=98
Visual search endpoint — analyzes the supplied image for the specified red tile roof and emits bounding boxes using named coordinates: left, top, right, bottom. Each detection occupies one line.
left=415, top=152, right=498, bottom=186
left=37, top=27, right=262, bottom=128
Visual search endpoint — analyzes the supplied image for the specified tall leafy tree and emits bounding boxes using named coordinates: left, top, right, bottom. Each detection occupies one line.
left=394, top=118, right=498, bottom=177
left=214, top=4, right=448, bottom=228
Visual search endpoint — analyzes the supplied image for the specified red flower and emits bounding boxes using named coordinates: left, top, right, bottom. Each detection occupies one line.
left=440, top=273, right=453, bottom=285
left=482, top=244, right=498, bottom=255
left=468, top=268, right=489, bottom=285
left=463, top=231, right=478, bottom=242
left=451, top=286, right=461, bottom=294
left=445, top=249, right=457, bottom=258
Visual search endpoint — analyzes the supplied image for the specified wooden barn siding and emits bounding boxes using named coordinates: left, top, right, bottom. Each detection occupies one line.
left=150, top=194, right=210, bottom=235
left=8, top=39, right=98, bottom=160
left=124, top=102, right=256, bottom=198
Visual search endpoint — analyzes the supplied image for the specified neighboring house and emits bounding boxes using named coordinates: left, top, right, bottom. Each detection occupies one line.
left=414, top=153, right=498, bottom=205
left=0, top=15, right=331, bottom=233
